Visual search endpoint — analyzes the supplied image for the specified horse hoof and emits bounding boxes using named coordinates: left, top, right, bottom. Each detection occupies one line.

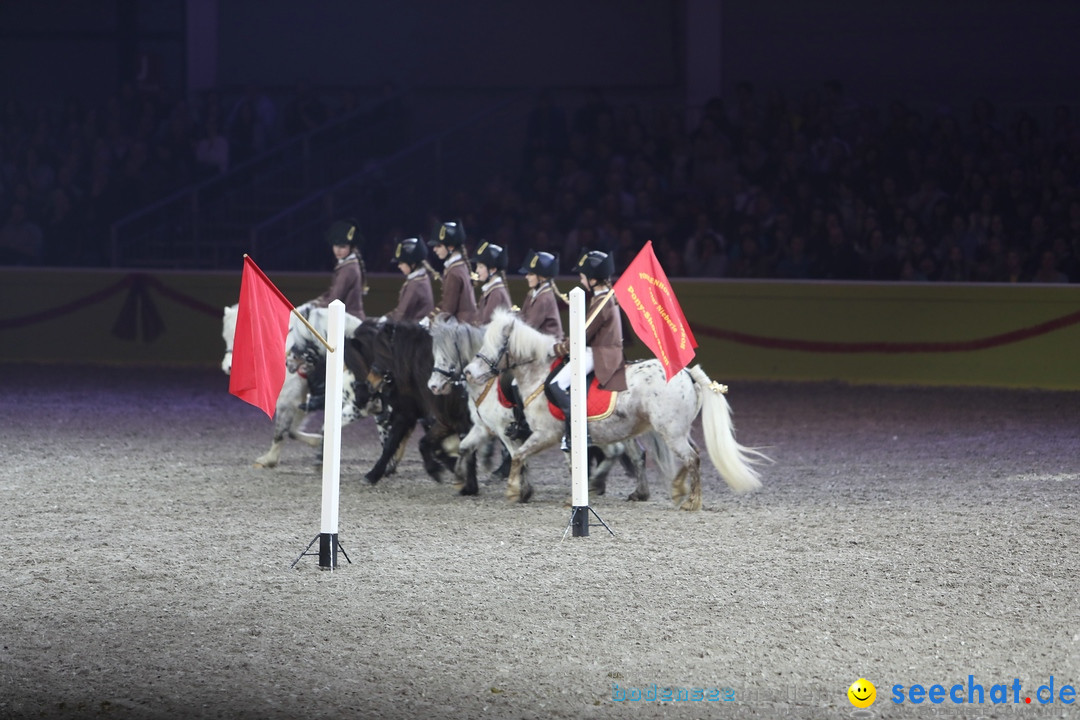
left=518, top=483, right=534, bottom=503
left=589, top=483, right=606, bottom=496
left=364, top=472, right=382, bottom=485
left=627, top=491, right=649, bottom=502
left=459, top=485, right=479, bottom=496
left=679, top=497, right=703, bottom=511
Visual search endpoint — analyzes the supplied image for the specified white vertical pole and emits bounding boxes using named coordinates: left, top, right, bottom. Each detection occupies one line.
left=319, top=300, right=345, bottom=569
left=568, top=288, right=589, bottom=511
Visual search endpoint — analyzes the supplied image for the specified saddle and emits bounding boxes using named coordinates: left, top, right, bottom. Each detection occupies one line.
left=542, top=357, right=618, bottom=422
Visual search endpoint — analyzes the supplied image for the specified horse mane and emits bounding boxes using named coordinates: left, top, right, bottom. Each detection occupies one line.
left=430, top=316, right=485, bottom=369
left=372, top=321, right=434, bottom=389
left=486, top=307, right=553, bottom=364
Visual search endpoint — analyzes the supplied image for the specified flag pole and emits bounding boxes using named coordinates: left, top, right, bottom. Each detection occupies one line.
left=292, top=300, right=351, bottom=570
left=242, top=254, right=335, bottom=353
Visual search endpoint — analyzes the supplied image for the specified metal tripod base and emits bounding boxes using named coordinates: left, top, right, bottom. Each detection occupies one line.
left=562, top=505, right=615, bottom=540
left=291, top=532, right=352, bottom=570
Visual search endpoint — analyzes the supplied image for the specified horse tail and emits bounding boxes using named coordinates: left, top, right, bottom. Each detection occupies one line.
left=688, top=365, right=767, bottom=493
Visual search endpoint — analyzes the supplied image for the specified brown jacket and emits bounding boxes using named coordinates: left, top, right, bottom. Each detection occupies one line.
left=313, top=254, right=365, bottom=318
left=476, top=277, right=512, bottom=325
left=387, top=270, right=434, bottom=323
left=585, top=289, right=627, bottom=391
left=437, top=256, right=478, bottom=324
left=519, top=282, right=564, bottom=340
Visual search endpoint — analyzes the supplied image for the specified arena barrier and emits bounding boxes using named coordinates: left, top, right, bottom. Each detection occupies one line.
left=1, top=268, right=1078, bottom=389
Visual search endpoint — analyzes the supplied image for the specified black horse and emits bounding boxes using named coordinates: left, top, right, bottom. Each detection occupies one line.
left=289, top=320, right=414, bottom=480
left=352, top=321, right=476, bottom=490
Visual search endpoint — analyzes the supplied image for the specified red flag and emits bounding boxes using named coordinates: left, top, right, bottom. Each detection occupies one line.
left=229, top=256, right=294, bottom=418
left=614, top=241, right=698, bottom=380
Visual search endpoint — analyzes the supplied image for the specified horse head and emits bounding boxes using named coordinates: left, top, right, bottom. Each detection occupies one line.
left=427, top=316, right=484, bottom=395
left=464, top=308, right=517, bottom=383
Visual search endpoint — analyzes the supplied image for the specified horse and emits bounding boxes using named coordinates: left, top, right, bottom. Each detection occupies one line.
left=337, top=321, right=428, bottom=483
left=462, top=308, right=766, bottom=510
left=221, top=303, right=364, bottom=468
left=222, top=302, right=315, bottom=467
left=355, top=320, right=476, bottom=489
left=426, top=315, right=651, bottom=501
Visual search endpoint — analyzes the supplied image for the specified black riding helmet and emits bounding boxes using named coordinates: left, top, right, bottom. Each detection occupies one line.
left=392, top=237, right=427, bottom=267
left=475, top=241, right=508, bottom=272
left=575, top=250, right=615, bottom=282
left=519, top=249, right=558, bottom=278
left=428, top=221, right=466, bottom=250
left=326, top=218, right=362, bottom=248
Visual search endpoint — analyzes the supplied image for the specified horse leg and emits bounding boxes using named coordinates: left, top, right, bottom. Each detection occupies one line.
left=255, top=374, right=307, bottom=467
left=622, top=439, right=650, bottom=502
left=679, top=452, right=703, bottom=511
left=454, top=424, right=487, bottom=491
left=588, top=445, right=611, bottom=496
left=457, top=451, right=479, bottom=496
left=365, top=416, right=413, bottom=484
left=419, top=425, right=451, bottom=483
left=665, top=437, right=703, bottom=511
left=506, top=455, right=533, bottom=503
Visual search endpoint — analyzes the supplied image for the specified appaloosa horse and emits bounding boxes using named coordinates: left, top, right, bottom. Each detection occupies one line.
left=463, top=309, right=767, bottom=509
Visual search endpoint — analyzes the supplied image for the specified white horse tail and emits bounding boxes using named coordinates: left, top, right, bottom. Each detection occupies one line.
left=688, top=365, right=766, bottom=493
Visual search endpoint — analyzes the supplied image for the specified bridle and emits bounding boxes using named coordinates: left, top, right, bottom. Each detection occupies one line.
left=471, top=325, right=522, bottom=382
left=431, top=339, right=471, bottom=388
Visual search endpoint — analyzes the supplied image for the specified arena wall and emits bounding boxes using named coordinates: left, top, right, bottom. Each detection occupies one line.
left=1, top=268, right=1077, bottom=390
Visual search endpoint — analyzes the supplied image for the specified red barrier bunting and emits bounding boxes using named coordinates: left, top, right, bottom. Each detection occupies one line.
left=0, top=273, right=222, bottom=341
left=694, top=308, right=1080, bottom=354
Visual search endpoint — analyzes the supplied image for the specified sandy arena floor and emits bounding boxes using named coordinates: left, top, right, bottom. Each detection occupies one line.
left=1, top=364, right=1077, bottom=720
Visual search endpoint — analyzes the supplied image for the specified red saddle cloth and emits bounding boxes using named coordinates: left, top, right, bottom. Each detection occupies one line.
left=547, top=358, right=617, bottom=421
left=494, top=360, right=618, bottom=420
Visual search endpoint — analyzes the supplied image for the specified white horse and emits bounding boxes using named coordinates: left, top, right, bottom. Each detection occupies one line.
left=463, top=308, right=766, bottom=510
left=426, top=316, right=651, bottom=501
left=221, top=303, right=362, bottom=468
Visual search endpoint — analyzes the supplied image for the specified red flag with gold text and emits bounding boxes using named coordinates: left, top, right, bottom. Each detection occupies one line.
left=614, top=241, right=697, bottom=380
left=229, top=256, right=293, bottom=417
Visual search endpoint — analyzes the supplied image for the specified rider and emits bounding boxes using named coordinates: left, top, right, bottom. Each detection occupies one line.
left=309, top=218, right=366, bottom=319
left=548, top=249, right=627, bottom=452
left=382, top=237, right=435, bottom=323
left=504, top=249, right=565, bottom=441
left=428, top=220, right=478, bottom=325
left=474, top=241, right=512, bottom=325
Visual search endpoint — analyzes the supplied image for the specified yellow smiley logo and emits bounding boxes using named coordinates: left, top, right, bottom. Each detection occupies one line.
left=847, top=678, right=876, bottom=708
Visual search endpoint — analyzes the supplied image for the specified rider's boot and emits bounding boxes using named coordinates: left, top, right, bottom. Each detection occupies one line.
left=548, top=383, right=573, bottom=452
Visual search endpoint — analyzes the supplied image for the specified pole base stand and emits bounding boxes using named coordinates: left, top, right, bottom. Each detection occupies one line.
left=562, top=505, right=615, bottom=539
left=292, top=532, right=352, bottom=570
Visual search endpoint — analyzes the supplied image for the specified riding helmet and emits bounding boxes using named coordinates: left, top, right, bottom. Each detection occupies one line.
left=475, top=241, right=508, bottom=271
left=519, top=249, right=558, bottom=278
left=392, top=237, right=427, bottom=267
left=575, top=250, right=615, bottom=281
left=326, top=219, right=362, bottom=247
left=428, top=220, right=466, bottom=249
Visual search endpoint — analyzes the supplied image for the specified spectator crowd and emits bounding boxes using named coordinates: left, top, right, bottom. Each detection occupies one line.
left=0, top=81, right=366, bottom=266
left=454, top=83, right=1080, bottom=284
left=5, top=78, right=1080, bottom=285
